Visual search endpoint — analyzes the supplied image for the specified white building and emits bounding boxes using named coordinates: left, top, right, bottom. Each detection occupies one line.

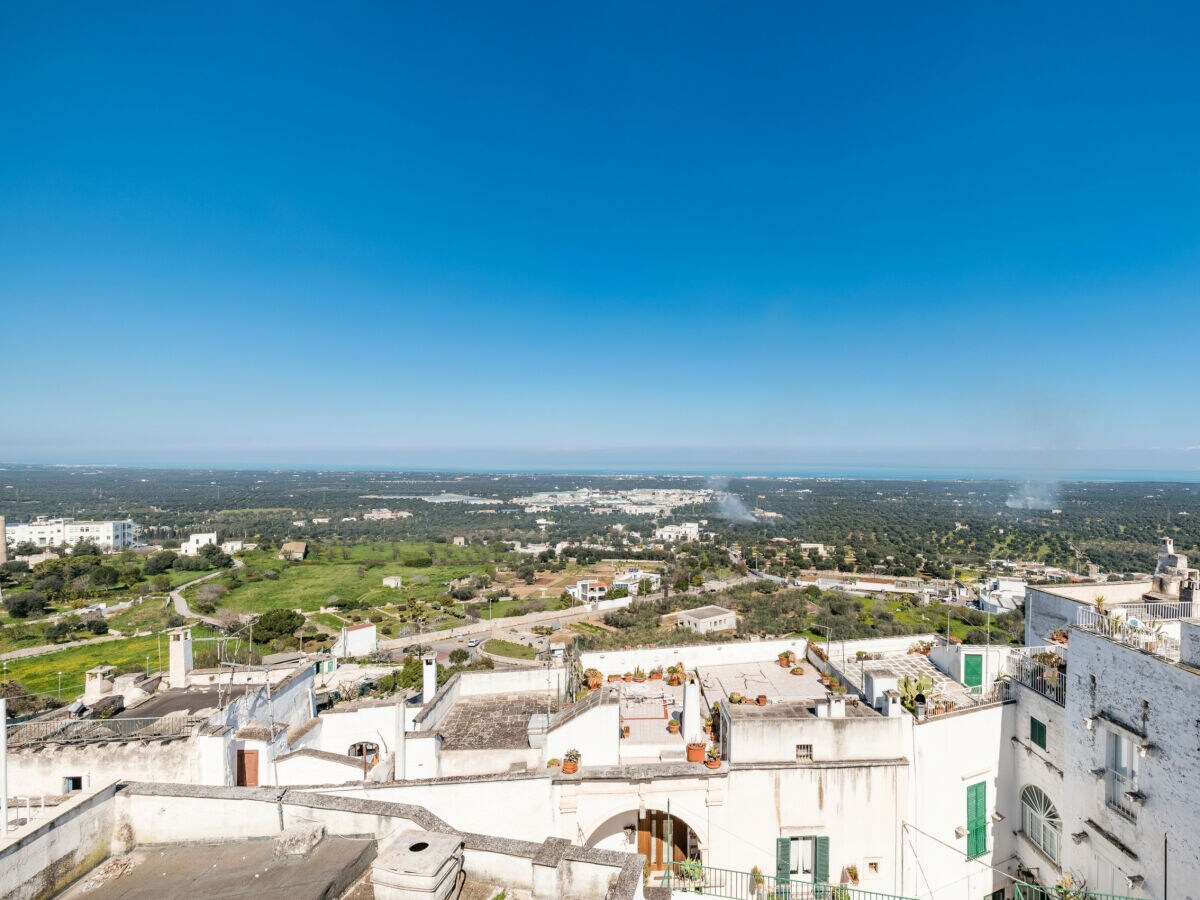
left=178, top=532, right=218, bottom=556
left=612, top=568, right=662, bottom=596
left=978, top=576, right=1027, bottom=614
left=674, top=604, right=738, bottom=634
left=653, top=522, right=701, bottom=543
left=221, top=540, right=245, bottom=554
left=382, top=575, right=404, bottom=589
left=4, top=516, right=139, bottom=552
left=332, top=622, right=378, bottom=659
left=567, top=579, right=608, bottom=603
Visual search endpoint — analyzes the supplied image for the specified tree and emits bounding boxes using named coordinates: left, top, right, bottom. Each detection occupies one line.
left=44, top=622, right=74, bottom=643
left=252, top=609, right=304, bottom=643
left=198, top=543, right=232, bottom=568
left=4, top=591, right=48, bottom=618
left=71, top=540, right=102, bottom=556
left=449, top=649, right=469, bottom=665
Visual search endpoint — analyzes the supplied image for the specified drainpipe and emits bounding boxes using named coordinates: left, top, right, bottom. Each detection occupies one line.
left=1, top=698, right=6, bottom=837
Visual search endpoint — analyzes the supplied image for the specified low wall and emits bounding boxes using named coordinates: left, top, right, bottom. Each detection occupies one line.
left=7, top=738, right=198, bottom=797
left=581, top=637, right=808, bottom=677
left=0, top=783, right=119, bottom=900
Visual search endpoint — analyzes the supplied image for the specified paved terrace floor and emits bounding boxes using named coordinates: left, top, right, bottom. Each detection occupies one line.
left=610, top=681, right=687, bottom=746
left=59, top=836, right=375, bottom=900
left=435, top=693, right=552, bottom=750
left=830, top=651, right=980, bottom=708
left=695, top=660, right=828, bottom=705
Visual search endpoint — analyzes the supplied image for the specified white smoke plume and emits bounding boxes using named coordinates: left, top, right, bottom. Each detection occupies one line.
left=1006, top=480, right=1059, bottom=510
left=709, top=477, right=758, bottom=523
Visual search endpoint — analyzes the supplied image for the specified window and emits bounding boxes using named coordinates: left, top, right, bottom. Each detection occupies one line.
left=966, top=781, right=987, bottom=859
left=63, top=776, right=83, bottom=792
left=1105, top=731, right=1139, bottom=820
left=785, top=836, right=828, bottom=881
left=1020, top=785, right=1061, bottom=863
left=796, top=744, right=814, bottom=761
left=1030, top=716, right=1047, bottom=749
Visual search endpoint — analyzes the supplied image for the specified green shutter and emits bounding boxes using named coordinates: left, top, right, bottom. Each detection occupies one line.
left=1030, top=717, right=1047, bottom=749
left=813, top=836, right=829, bottom=883
left=967, top=781, right=987, bottom=858
left=776, top=837, right=791, bottom=884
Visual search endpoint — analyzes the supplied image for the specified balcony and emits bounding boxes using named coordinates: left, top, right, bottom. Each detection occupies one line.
left=663, top=862, right=915, bottom=899
left=1075, top=609, right=1181, bottom=661
left=1014, top=880, right=1144, bottom=900
left=1006, top=646, right=1066, bottom=706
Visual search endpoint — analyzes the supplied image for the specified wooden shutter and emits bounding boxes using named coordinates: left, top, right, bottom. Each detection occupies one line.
left=1031, top=717, right=1047, bottom=749
left=964, top=653, right=983, bottom=689
left=967, top=781, right=986, bottom=858
left=776, top=837, right=791, bottom=884
left=813, top=836, right=829, bottom=883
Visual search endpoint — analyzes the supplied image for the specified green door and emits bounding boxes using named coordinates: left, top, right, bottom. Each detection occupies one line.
left=966, top=781, right=987, bottom=858
left=964, top=653, right=983, bottom=691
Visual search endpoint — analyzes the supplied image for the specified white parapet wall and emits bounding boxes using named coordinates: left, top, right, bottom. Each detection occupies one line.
left=580, top=637, right=809, bottom=677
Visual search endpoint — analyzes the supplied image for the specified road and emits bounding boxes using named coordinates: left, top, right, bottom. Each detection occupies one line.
left=169, top=560, right=242, bottom=627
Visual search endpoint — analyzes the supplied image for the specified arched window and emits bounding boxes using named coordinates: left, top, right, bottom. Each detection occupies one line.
left=1021, top=785, right=1060, bottom=863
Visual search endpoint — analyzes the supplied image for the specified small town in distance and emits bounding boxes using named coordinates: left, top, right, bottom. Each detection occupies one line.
left=1, top=470, right=1197, bottom=899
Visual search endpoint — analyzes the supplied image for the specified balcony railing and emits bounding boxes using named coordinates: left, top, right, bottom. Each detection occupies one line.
left=662, top=862, right=914, bottom=900
left=1014, top=880, right=1143, bottom=900
left=6, top=715, right=203, bottom=747
left=1006, top=646, right=1067, bottom=706
left=1110, top=600, right=1192, bottom=621
left=1075, top=609, right=1180, bottom=661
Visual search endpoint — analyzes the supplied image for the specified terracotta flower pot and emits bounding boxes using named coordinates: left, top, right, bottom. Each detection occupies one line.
left=704, top=756, right=721, bottom=769
left=668, top=722, right=680, bottom=733
left=562, top=760, right=579, bottom=775
left=669, top=675, right=681, bottom=686
left=756, top=695, right=768, bottom=706
left=624, top=675, right=632, bottom=682
left=608, top=675, right=621, bottom=683
left=779, top=658, right=791, bottom=668
left=650, top=672, right=663, bottom=680
left=622, top=725, right=630, bottom=738
left=686, top=742, right=706, bottom=762
left=633, top=676, right=646, bottom=683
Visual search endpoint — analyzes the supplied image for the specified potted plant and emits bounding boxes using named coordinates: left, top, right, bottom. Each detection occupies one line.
left=547, top=758, right=560, bottom=768
left=621, top=723, right=631, bottom=738
left=791, top=665, right=804, bottom=675
left=667, top=719, right=680, bottom=734
left=828, top=677, right=841, bottom=693
left=756, top=694, right=768, bottom=706
left=704, top=715, right=713, bottom=736
left=778, top=651, right=795, bottom=669
left=584, top=668, right=602, bottom=690
left=633, top=667, right=647, bottom=683
left=561, top=749, right=581, bottom=774
left=845, top=864, right=860, bottom=885
left=667, top=663, right=684, bottom=686
left=819, top=673, right=831, bottom=686
left=623, top=672, right=633, bottom=683
left=649, top=666, right=664, bottom=681
left=687, top=741, right=706, bottom=762
left=729, top=691, right=742, bottom=704
left=607, top=673, right=622, bottom=683
left=750, top=865, right=765, bottom=896
left=705, top=746, right=721, bottom=769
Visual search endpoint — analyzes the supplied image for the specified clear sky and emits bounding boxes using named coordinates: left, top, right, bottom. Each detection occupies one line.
left=2, top=3, right=1199, bottom=474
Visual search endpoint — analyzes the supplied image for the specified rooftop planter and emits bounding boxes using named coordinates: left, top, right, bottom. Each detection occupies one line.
left=562, top=749, right=581, bottom=775
left=649, top=666, right=664, bottom=681
left=705, top=746, right=721, bottom=769
left=687, top=741, right=706, bottom=762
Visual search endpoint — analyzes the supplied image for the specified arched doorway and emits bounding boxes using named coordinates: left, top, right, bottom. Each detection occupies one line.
left=587, top=810, right=700, bottom=873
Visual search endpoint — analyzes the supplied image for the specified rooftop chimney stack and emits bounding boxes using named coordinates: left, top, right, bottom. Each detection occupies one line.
left=682, top=677, right=703, bottom=742
left=422, top=653, right=438, bottom=704
left=168, top=626, right=193, bottom=690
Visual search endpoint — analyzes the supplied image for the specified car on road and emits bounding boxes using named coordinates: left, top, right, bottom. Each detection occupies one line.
left=467, top=638, right=481, bottom=648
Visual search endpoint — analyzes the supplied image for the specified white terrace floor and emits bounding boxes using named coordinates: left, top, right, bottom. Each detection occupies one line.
left=608, top=680, right=689, bottom=760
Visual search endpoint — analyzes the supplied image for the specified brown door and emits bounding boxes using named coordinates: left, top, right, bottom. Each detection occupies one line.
left=236, top=749, right=259, bottom=786
left=638, top=812, right=687, bottom=872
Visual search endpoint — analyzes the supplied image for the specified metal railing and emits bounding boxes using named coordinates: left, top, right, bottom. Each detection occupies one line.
left=1014, top=881, right=1143, bottom=900
left=1006, top=647, right=1067, bottom=706
left=1076, top=609, right=1180, bottom=661
left=662, top=862, right=914, bottom=900
left=1110, top=600, right=1192, bottom=621
left=6, top=715, right=203, bottom=747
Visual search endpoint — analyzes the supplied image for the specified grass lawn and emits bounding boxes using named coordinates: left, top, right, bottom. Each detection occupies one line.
left=484, top=638, right=538, bottom=660
left=107, top=599, right=178, bottom=635
left=5, top=626, right=216, bottom=696
left=309, top=612, right=350, bottom=633
left=477, top=597, right=551, bottom=619
left=569, top=622, right=606, bottom=635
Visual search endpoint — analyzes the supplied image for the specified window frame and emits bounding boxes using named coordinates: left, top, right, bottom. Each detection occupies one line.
left=1030, top=716, right=1047, bottom=749
left=1019, top=785, right=1061, bottom=864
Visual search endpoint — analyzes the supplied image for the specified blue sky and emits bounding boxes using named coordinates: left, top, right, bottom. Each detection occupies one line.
left=2, top=3, right=1199, bottom=474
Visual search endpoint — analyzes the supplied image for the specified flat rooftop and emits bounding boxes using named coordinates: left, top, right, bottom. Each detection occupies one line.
left=116, top=686, right=250, bottom=720
left=695, top=660, right=830, bottom=706
left=1027, top=581, right=1149, bottom=605
left=58, top=836, right=375, bottom=900
left=435, top=693, right=549, bottom=751
left=833, top=651, right=980, bottom=710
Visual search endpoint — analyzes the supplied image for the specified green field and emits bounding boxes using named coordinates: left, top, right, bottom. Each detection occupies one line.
left=484, top=638, right=538, bottom=660
left=5, top=626, right=217, bottom=696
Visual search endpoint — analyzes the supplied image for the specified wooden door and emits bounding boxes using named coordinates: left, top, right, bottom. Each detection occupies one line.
left=638, top=812, right=687, bottom=872
left=236, top=749, right=259, bottom=787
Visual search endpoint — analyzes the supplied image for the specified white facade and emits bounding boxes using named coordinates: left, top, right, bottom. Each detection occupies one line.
left=4, top=516, right=139, bottom=551
left=332, top=622, right=378, bottom=659
left=178, top=531, right=218, bottom=556
left=612, top=568, right=661, bottom=595
left=675, top=605, right=737, bottom=634
left=653, top=522, right=701, bottom=542
left=220, top=540, right=244, bottom=553
left=567, top=579, right=608, bottom=603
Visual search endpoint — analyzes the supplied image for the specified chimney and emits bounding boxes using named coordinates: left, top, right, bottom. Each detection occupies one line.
left=826, top=693, right=846, bottom=719
left=168, top=626, right=193, bottom=689
left=881, top=689, right=903, bottom=717
left=682, top=677, right=703, bottom=742
left=422, top=653, right=438, bottom=704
